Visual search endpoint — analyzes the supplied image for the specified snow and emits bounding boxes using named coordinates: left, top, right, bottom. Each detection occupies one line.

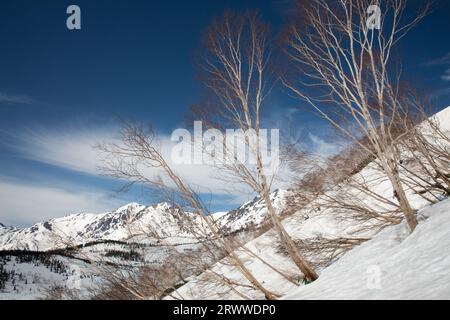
left=215, top=189, right=288, bottom=234
left=284, top=198, right=450, bottom=300
left=433, top=106, right=450, bottom=131
left=167, top=162, right=430, bottom=299
left=210, top=212, right=228, bottom=219
left=0, top=255, right=98, bottom=300
left=168, top=107, right=450, bottom=300
left=169, top=179, right=450, bottom=300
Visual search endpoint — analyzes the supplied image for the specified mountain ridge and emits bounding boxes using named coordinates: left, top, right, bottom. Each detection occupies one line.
left=0, top=190, right=287, bottom=252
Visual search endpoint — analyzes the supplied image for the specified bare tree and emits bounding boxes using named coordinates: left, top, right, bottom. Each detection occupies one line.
left=393, top=94, right=450, bottom=201
left=192, top=11, right=318, bottom=281
left=96, top=123, right=280, bottom=299
left=283, top=0, right=431, bottom=232
left=286, top=141, right=406, bottom=234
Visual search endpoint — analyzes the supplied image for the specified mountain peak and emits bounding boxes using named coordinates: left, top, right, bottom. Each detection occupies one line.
left=114, top=202, right=146, bottom=214
left=151, top=202, right=172, bottom=210
left=0, top=190, right=287, bottom=251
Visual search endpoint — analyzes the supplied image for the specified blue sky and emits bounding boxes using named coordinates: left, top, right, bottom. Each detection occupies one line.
left=0, top=0, right=449, bottom=226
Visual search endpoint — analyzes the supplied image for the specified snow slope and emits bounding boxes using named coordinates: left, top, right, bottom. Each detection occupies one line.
left=169, top=107, right=450, bottom=300
left=0, top=254, right=96, bottom=300
left=284, top=198, right=450, bottom=300
left=434, top=106, right=450, bottom=129
left=168, top=163, right=436, bottom=299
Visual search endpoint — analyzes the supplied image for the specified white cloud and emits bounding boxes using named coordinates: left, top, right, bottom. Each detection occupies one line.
left=308, top=133, right=341, bottom=157
left=425, top=52, right=450, bottom=93
left=3, top=126, right=111, bottom=175
left=2, top=125, right=262, bottom=197
left=0, top=178, right=123, bottom=227
left=0, top=92, right=34, bottom=105
left=425, top=52, right=450, bottom=67
left=441, top=68, right=450, bottom=82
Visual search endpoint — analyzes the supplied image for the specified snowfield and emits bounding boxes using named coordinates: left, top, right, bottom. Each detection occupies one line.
left=284, top=198, right=450, bottom=300
left=166, top=155, right=443, bottom=299
left=0, top=254, right=97, bottom=300
left=167, top=176, right=450, bottom=300
left=168, top=106, right=450, bottom=300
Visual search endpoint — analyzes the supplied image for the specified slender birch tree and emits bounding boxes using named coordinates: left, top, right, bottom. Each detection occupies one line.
left=283, top=0, right=431, bottom=231
left=193, top=11, right=318, bottom=281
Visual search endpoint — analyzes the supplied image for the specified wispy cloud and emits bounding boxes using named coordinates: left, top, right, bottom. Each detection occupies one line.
left=2, top=126, right=113, bottom=175
left=1, top=125, right=261, bottom=198
left=441, top=68, right=450, bottom=82
left=424, top=52, right=450, bottom=97
left=0, top=92, right=34, bottom=105
left=424, top=51, right=450, bottom=67
left=308, top=133, right=342, bottom=158
left=1, top=121, right=304, bottom=224
left=0, top=177, right=124, bottom=227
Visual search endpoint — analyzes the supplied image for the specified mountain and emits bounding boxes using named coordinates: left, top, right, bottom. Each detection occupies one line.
left=215, top=189, right=287, bottom=234
left=0, top=191, right=287, bottom=252
left=0, top=190, right=288, bottom=299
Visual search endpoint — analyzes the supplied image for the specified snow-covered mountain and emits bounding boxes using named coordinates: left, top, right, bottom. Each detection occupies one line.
left=215, top=189, right=288, bottom=234
left=0, top=190, right=288, bottom=299
left=0, top=191, right=287, bottom=252
left=1, top=203, right=162, bottom=251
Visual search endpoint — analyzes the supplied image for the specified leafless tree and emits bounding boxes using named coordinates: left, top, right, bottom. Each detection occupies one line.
left=283, top=0, right=431, bottom=232
left=277, top=236, right=370, bottom=270
left=286, top=143, right=405, bottom=233
left=43, top=285, right=82, bottom=300
left=392, top=94, right=450, bottom=201
left=192, top=11, right=318, bottom=281
left=96, top=123, right=280, bottom=299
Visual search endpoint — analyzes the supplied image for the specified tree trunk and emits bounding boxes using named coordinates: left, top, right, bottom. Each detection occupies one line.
left=226, top=244, right=279, bottom=300
left=263, top=193, right=319, bottom=282
left=388, top=172, right=418, bottom=231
